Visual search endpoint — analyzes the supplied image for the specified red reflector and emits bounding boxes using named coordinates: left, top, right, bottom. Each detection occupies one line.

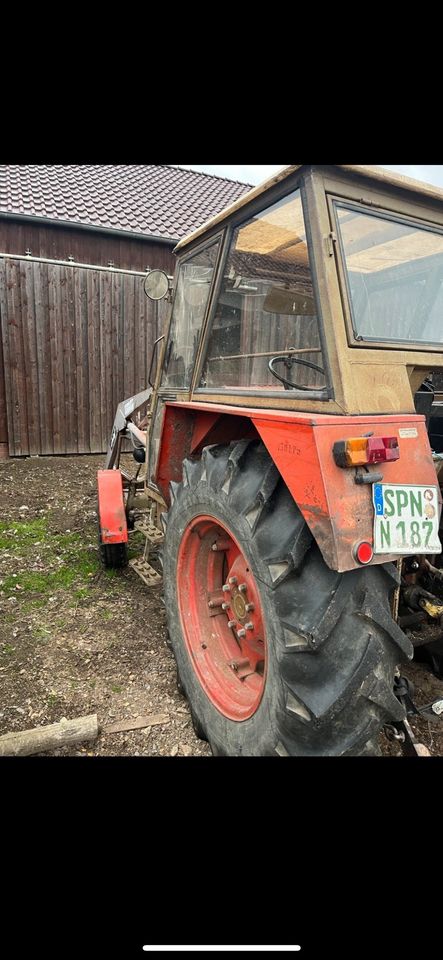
left=355, top=541, right=373, bottom=565
left=366, top=436, right=400, bottom=463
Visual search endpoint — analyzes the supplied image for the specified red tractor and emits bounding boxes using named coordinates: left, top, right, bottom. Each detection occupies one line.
left=97, top=164, right=443, bottom=756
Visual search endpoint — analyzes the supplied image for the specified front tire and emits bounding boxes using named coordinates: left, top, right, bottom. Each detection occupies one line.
left=162, top=441, right=413, bottom=756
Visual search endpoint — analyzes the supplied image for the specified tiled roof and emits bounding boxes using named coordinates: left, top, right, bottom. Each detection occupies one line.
left=0, top=165, right=252, bottom=242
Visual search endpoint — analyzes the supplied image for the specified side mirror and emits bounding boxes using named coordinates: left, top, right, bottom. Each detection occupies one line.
left=143, top=270, right=170, bottom=301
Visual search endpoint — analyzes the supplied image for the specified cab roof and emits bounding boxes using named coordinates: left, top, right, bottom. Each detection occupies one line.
left=174, top=163, right=443, bottom=253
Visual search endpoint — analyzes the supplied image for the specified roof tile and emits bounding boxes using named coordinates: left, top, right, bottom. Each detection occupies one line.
left=0, top=165, right=251, bottom=242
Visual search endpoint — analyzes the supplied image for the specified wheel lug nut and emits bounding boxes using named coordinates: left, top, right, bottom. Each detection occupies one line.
left=237, top=628, right=246, bottom=639
left=229, top=576, right=238, bottom=585
left=211, top=540, right=231, bottom=552
left=228, top=620, right=236, bottom=629
left=238, top=583, right=247, bottom=593
left=245, top=603, right=254, bottom=613
left=245, top=622, right=254, bottom=631
left=222, top=602, right=229, bottom=611
left=208, top=595, right=224, bottom=608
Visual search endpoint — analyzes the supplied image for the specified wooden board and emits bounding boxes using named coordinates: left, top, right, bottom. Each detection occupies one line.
left=0, top=257, right=165, bottom=455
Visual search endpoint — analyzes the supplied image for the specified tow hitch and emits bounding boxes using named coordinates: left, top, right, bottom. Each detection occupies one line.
left=384, top=676, right=443, bottom=756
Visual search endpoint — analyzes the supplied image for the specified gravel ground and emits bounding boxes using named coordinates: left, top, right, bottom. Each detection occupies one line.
left=0, top=454, right=210, bottom=756
left=0, top=453, right=442, bottom=757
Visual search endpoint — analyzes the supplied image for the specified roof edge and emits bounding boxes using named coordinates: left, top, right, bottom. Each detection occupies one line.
left=0, top=210, right=178, bottom=246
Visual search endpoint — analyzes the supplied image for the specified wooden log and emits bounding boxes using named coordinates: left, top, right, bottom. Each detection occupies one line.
left=0, top=714, right=99, bottom=757
left=102, top=713, right=169, bottom=735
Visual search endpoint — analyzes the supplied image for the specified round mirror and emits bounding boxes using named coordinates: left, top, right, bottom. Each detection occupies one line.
left=144, top=270, right=169, bottom=301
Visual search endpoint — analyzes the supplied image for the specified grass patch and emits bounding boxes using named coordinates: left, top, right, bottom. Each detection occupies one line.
left=0, top=517, right=84, bottom=554
left=32, top=626, right=52, bottom=643
left=0, top=533, right=99, bottom=599
left=20, top=597, right=47, bottom=612
left=1, top=643, right=16, bottom=656
left=1, top=568, right=77, bottom=594
left=74, top=587, right=90, bottom=600
left=111, top=684, right=122, bottom=694
left=0, top=517, right=48, bottom=551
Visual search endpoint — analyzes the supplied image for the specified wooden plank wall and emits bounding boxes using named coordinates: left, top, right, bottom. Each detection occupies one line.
left=0, top=221, right=176, bottom=274
left=0, top=257, right=169, bottom=456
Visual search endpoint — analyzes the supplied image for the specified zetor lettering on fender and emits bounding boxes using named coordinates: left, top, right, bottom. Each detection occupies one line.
left=155, top=402, right=440, bottom=573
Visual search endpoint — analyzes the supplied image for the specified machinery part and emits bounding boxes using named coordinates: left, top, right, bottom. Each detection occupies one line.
left=128, top=516, right=164, bottom=587
left=104, top=387, right=152, bottom=470
left=402, top=583, right=443, bottom=618
left=99, top=535, right=128, bottom=570
left=162, top=441, right=413, bottom=756
left=414, top=637, right=443, bottom=679
left=148, top=335, right=166, bottom=387
left=384, top=716, right=431, bottom=756
left=393, top=675, right=419, bottom=715
left=268, top=355, right=325, bottom=391
left=97, top=470, right=128, bottom=569
left=129, top=557, right=161, bottom=586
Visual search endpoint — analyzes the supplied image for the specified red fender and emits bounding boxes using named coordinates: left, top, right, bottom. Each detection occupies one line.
left=155, top=401, right=440, bottom=573
left=97, top=470, right=128, bottom=544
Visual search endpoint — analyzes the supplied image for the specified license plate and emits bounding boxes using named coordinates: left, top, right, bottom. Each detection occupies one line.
left=373, top=483, right=441, bottom=555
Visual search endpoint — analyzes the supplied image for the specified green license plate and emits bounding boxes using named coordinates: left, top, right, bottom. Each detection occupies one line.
left=373, top=483, right=441, bottom=555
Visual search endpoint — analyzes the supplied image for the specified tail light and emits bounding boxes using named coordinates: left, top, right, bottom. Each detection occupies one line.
left=333, top=436, right=400, bottom=468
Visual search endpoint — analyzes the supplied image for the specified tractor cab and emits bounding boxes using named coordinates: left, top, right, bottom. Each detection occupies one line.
left=98, top=165, right=443, bottom=757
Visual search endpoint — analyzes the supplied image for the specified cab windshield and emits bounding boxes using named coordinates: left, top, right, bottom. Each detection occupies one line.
left=335, top=202, right=443, bottom=346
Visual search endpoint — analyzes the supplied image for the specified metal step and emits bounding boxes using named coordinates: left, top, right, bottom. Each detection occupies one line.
left=129, top=557, right=162, bottom=587
left=133, top=517, right=164, bottom=544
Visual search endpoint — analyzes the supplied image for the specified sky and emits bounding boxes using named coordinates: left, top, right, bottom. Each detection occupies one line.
left=175, top=164, right=443, bottom=189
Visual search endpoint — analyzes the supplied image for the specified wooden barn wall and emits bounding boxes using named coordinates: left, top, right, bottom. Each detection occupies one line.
left=0, top=220, right=176, bottom=456
left=0, top=256, right=170, bottom=456
left=0, top=317, right=7, bottom=447
left=0, top=220, right=176, bottom=274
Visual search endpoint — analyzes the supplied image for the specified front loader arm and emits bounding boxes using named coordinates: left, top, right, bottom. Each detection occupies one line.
left=104, top=388, right=152, bottom=470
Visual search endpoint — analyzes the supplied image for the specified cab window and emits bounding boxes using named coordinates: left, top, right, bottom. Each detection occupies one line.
left=200, top=189, right=327, bottom=393
left=163, top=241, right=220, bottom=389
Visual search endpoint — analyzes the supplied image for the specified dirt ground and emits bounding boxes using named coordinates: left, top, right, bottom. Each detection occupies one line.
left=0, top=453, right=442, bottom=757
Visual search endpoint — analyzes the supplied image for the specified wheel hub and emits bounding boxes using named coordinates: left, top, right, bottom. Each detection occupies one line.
left=232, top=592, right=247, bottom=620
left=177, top=515, right=267, bottom=721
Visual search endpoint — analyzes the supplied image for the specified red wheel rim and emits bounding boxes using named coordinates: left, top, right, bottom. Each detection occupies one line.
left=177, top=515, right=267, bottom=721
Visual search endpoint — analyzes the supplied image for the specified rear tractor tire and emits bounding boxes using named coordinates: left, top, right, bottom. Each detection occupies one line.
left=162, top=441, right=413, bottom=756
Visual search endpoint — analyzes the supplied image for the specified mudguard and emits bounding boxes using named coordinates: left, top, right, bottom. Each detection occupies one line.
left=155, top=401, right=441, bottom=572
left=97, top=469, right=128, bottom=544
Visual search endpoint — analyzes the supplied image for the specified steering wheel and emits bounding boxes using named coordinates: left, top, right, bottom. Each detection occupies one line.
left=268, top=355, right=325, bottom=391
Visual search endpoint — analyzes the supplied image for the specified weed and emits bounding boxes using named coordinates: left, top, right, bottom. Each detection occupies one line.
left=1, top=643, right=16, bottom=656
